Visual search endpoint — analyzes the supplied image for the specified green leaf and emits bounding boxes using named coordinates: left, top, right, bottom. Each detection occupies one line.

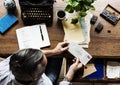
left=84, top=5, right=90, bottom=11
left=70, top=1, right=79, bottom=7
left=84, top=0, right=94, bottom=5
left=63, top=0, right=95, bottom=16
left=79, top=12, right=87, bottom=17
left=71, top=18, right=78, bottom=24
left=87, top=0, right=93, bottom=3
left=74, top=5, right=81, bottom=12
left=89, top=5, right=95, bottom=10
left=65, top=5, right=74, bottom=13
left=76, top=0, right=82, bottom=2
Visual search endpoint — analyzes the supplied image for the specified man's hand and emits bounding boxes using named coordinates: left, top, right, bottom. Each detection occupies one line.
left=65, top=58, right=83, bottom=81
left=52, top=41, right=69, bottom=55
left=42, top=41, right=69, bottom=57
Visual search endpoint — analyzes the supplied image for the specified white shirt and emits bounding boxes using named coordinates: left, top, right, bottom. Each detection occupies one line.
left=0, top=57, right=71, bottom=85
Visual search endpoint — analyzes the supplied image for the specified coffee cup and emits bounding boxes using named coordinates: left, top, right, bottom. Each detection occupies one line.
left=57, top=10, right=66, bottom=20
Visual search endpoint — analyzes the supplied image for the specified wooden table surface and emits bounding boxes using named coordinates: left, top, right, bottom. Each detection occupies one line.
left=0, top=0, right=120, bottom=58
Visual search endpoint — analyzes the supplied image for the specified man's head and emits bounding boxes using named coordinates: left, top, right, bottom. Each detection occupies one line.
left=9, top=48, right=47, bottom=84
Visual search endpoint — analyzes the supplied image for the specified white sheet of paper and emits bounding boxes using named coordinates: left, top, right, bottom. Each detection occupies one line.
left=106, top=61, right=120, bottom=78
left=68, top=42, right=92, bottom=65
left=16, top=24, right=50, bottom=49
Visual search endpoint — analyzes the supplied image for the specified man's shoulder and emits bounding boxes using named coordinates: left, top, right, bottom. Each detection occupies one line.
left=0, top=56, right=14, bottom=85
left=41, top=73, right=53, bottom=85
left=0, top=56, right=11, bottom=63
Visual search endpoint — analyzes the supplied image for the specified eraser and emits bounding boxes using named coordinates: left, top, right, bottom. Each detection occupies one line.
left=95, top=23, right=103, bottom=33
left=90, top=15, right=98, bottom=25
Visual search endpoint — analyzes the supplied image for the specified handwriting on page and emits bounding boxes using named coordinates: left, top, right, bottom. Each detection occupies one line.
left=16, top=24, right=50, bottom=49
left=68, top=42, right=92, bottom=65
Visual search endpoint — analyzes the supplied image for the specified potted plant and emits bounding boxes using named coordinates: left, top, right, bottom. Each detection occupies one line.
left=63, top=0, right=95, bottom=24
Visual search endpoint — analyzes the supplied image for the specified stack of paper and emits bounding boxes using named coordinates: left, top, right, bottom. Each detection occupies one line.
left=62, top=11, right=93, bottom=48
left=62, top=19, right=84, bottom=44
left=106, top=61, right=120, bottom=79
left=16, top=23, right=50, bottom=49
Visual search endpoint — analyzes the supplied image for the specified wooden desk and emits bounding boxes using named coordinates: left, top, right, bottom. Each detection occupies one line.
left=0, top=0, right=66, bottom=56
left=0, top=0, right=120, bottom=58
left=88, top=0, right=120, bottom=58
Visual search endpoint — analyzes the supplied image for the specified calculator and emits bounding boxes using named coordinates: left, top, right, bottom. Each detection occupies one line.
left=19, top=0, right=54, bottom=26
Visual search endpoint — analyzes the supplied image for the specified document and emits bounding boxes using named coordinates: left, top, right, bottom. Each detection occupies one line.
left=16, top=23, right=50, bottom=49
left=106, top=61, right=120, bottom=79
left=68, top=42, right=92, bottom=65
left=62, top=11, right=92, bottom=48
left=62, top=19, right=84, bottom=44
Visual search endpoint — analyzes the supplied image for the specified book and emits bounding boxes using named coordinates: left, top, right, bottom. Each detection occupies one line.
left=16, top=23, right=50, bottom=49
left=0, top=13, right=18, bottom=34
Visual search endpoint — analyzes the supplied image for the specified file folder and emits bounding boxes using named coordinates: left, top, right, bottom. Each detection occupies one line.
left=84, top=59, right=104, bottom=79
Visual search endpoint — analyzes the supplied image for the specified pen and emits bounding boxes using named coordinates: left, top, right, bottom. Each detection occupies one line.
left=39, top=26, right=44, bottom=41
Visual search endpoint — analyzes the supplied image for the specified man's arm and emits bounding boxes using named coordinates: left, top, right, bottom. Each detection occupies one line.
left=42, top=41, right=69, bottom=57
left=59, top=58, right=83, bottom=85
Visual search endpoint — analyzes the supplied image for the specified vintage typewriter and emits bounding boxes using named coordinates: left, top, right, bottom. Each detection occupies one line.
left=19, top=0, right=54, bottom=26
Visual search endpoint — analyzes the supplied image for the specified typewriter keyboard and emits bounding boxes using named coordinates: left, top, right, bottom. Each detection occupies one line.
left=21, top=6, right=53, bottom=25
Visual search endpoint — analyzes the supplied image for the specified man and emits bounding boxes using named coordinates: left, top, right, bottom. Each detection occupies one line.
left=0, top=41, right=83, bottom=85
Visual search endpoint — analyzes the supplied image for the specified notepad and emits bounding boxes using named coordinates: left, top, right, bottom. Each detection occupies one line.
left=16, top=23, right=50, bottom=49
left=0, top=13, right=18, bottom=34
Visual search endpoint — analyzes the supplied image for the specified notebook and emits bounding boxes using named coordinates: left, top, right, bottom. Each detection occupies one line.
left=16, top=23, right=50, bottom=49
left=0, top=13, right=18, bottom=34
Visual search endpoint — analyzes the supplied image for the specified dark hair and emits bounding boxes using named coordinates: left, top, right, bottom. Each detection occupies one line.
left=9, top=48, right=43, bottom=82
